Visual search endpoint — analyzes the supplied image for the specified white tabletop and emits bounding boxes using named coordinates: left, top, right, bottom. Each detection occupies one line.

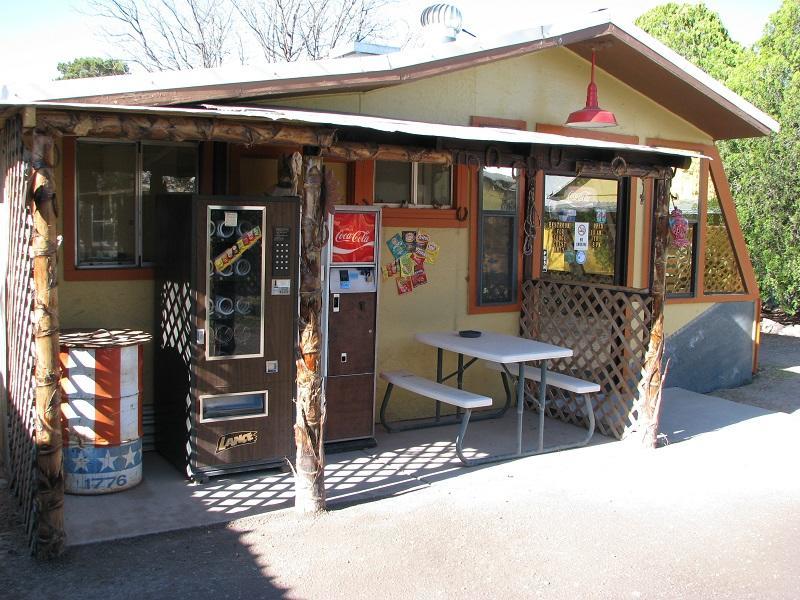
left=415, top=331, right=572, bottom=363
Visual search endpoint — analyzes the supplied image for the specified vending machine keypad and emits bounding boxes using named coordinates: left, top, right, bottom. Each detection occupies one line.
left=272, top=226, right=291, bottom=276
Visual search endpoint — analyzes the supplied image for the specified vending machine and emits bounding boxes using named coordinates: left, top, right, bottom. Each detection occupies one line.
left=323, top=206, right=381, bottom=449
left=154, top=194, right=299, bottom=480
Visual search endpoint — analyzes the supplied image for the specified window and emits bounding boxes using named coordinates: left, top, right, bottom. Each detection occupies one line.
left=76, top=140, right=198, bottom=268
left=665, top=158, right=701, bottom=296
left=542, top=174, right=629, bottom=285
left=645, top=139, right=755, bottom=302
left=477, top=167, right=519, bottom=305
left=703, top=172, right=745, bottom=294
left=374, top=160, right=451, bottom=207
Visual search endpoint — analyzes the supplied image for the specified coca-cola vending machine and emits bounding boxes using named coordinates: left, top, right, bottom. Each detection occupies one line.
left=323, top=206, right=381, bottom=449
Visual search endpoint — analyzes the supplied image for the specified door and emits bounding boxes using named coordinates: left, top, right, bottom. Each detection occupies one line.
left=193, top=197, right=297, bottom=472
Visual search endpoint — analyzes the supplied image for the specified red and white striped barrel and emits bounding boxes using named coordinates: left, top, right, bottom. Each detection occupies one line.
left=59, top=329, right=150, bottom=495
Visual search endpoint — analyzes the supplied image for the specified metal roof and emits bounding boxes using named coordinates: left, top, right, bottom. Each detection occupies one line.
left=0, top=101, right=705, bottom=161
left=0, top=11, right=777, bottom=140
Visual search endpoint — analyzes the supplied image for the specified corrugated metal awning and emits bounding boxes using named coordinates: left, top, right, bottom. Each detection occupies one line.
left=203, top=105, right=706, bottom=160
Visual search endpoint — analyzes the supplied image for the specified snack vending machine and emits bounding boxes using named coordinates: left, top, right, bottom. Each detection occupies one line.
left=154, top=194, right=299, bottom=480
left=323, top=206, right=381, bottom=449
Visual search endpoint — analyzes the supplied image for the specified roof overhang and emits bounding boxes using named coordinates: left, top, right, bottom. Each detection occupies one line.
left=0, top=101, right=704, bottom=169
left=565, top=22, right=777, bottom=139
left=11, top=13, right=776, bottom=142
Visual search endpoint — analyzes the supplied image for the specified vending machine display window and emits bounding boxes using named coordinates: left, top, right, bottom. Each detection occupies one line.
left=200, top=391, right=268, bottom=422
left=206, top=206, right=266, bottom=360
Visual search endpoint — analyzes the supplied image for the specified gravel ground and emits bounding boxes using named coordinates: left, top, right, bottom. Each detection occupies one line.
left=713, top=332, right=800, bottom=414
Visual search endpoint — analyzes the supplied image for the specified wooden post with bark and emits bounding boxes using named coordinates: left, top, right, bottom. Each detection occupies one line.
left=637, top=175, right=673, bottom=448
left=28, top=131, right=65, bottom=557
left=294, top=148, right=326, bottom=513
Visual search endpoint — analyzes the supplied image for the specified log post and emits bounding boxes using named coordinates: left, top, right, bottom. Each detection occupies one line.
left=637, top=175, right=673, bottom=448
left=294, top=148, right=326, bottom=513
left=28, top=131, right=65, bottom=557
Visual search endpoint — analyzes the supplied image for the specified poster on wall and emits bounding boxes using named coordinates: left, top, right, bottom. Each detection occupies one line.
left=382, top=229, right=440, bottom=295
left=332, top=212, right=377, bottom=263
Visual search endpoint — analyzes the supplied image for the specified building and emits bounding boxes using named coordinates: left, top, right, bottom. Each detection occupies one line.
left=0, top=8, right=777, bottom=556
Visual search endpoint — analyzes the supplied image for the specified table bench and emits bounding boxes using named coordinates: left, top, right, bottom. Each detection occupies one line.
left=484, top=361, right=597, bottom=450
left=379, top=370, right=492, bottom=464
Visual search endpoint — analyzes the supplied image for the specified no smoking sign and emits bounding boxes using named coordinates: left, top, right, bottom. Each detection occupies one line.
left=574, top=221, right=589, bottom=251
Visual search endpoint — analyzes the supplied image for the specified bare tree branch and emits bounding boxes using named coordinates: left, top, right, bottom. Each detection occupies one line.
left=89, top=0, right=396, bottom=71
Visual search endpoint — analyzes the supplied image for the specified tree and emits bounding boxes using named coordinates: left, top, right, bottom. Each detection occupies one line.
left=638, top=1, right=800, bottom=314
left=56, top=57, right=130, bottom=79
left=88, top=0, right=392, bottom=72
left=635, top=2, right=747, bottom=82
left=722, top=1, right=800, bottom=313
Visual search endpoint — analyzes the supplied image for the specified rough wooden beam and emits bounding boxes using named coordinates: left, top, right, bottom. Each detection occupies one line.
left=294, top=149, right=326, bottom=514
left=27, top=131, right=65, bottom=558
left=323, top=142, right=451, bottom=165
left=636, top=175, right=672, bottom=448
left=36, top=110, right=336, bottom=148
left=575, top=159, right=678, bottom=179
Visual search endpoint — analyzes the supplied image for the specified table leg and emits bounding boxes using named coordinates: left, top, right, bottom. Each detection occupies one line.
left=516, top=362, right=525, bottom=455
left=538, top=360, right=548, bottom=453
left=435, top=347, right=443, bottom=422
left=456, top=353, right=464, bottom=418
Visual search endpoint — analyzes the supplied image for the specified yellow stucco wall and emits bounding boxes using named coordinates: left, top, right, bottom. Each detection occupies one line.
left=56, top=45, right=732, bottom=419
left=376, top=227, right=514, bottom=416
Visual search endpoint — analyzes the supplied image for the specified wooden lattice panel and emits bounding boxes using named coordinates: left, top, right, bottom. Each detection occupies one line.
left=666, top=245, right=693, bottom=295
left=704, top=225, right=745, bottom=293
left=2, top=117, right=38, bottom=551
left=521, top=279, right=654, bottom=439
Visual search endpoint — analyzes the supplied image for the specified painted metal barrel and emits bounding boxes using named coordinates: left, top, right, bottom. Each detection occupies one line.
left=59, top=329, right=151, bottom=495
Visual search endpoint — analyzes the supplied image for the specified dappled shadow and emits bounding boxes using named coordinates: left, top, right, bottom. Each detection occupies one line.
left=64, top=411, right=605, bottom=545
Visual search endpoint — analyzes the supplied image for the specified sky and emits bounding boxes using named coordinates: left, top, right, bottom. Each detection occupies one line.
left=0, top=0, right=783, bottom=84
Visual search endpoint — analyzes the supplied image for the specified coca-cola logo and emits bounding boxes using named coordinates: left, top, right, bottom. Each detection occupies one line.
left=335, top=230, right=372, bottom=244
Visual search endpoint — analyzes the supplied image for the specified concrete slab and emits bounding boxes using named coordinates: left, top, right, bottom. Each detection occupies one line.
left=64, top=449, right=424, bottom=545
left=64, top=410, right=602, bottom=545
left=368, top=410, right=609, bottom=484
left=659, top=386, right=779, bottom=443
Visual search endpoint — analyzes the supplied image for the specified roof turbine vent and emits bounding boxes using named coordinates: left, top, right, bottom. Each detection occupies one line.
left=420, top=3, right=463, bottom=43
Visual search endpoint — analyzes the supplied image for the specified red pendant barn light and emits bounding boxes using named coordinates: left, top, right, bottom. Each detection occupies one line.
left=565, top=50, right=618, bottom=128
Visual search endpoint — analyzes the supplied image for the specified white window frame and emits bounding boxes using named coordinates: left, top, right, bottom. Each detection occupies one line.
left=373, top=161, right=453, bottom=208
left=74, top=139, right=198, bottom=269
